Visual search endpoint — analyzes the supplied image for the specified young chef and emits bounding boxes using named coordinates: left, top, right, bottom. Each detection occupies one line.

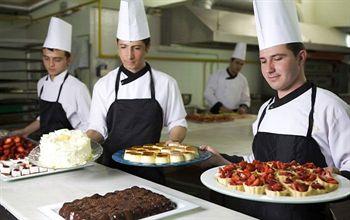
left=87, top=0, right=187, bottom=181
left=13, top=17, right=91, bottom=138
left=204, top=42, right=250, bottom=114
left=201, top=0, right=350, bottom=219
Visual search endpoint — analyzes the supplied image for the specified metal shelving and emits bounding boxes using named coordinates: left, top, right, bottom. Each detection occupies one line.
left=0, top=39, right=43, bottom=128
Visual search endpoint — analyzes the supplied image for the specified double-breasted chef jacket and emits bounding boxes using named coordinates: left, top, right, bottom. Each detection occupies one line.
left=204, top=69, right=250, bottom=113
left=37, top=70, right=91, bottom=134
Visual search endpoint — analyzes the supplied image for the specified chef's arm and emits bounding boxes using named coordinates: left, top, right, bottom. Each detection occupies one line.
left=11, top=120, right=40, bottom=137
left=169, top=126, right=187, bottom=143
left=86, top=129, right=104, bottom=143
left=199, top=145, right=231, bottom=166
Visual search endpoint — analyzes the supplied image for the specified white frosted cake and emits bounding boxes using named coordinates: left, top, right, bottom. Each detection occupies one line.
left=39, top=129, right=92, bottom=168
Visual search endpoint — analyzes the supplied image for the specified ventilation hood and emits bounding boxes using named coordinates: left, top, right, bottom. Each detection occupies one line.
left=161, top=5, right=350, bottom=53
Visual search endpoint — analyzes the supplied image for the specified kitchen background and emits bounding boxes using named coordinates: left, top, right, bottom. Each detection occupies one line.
left=0, top=0, right=350, bottom=129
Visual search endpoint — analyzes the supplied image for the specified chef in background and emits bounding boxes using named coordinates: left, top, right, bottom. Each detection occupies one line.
left=201, top=0, right=350, bottom=219
left=87, top=0, right=187, bottom=182
left=13, top=17, right=91, bottom=138
left=204, top=42, right=250, bottom=114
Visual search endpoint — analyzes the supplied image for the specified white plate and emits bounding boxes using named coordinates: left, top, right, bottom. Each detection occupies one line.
left=0, top=163, right=94, bottom=182
left=38, top=186, right=199, bottom=220
left=200, top=166, right=350, bottom=204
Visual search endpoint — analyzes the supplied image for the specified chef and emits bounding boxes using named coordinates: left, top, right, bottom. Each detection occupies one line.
left=13, top=17, right=91, bottom=138
left=87, top=0, right=187, bottom=182
left=201, top=0, right=350, bottom=219
left=204, top=42, right=250, bottom=114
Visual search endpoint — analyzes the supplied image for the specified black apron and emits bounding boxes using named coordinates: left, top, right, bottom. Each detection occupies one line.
left=237, top=84, right=331, bottom=220
left=39, top=72, right=73, bottom=135
left=100, top=66, right=164, bottom=183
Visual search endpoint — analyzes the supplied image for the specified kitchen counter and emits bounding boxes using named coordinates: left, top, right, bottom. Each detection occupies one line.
left=0, top=163, right=256, bottom=220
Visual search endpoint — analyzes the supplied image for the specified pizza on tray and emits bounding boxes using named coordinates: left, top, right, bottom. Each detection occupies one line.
left=216, top=160, right=339, bottom=197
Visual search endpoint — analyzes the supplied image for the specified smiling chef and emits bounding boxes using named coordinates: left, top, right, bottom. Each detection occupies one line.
left=201, top=0, right=350, bottom=219
left=86, top=0, right=187, bottom=181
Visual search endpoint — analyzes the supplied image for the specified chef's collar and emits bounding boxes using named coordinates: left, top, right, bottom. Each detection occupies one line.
left=120, top=63, right=150, bottom=85
left=269, top=81, right=313, bottom=109
left=226, top=68, right=238, bottom=80
left=46, top=69, right=68, bottom=82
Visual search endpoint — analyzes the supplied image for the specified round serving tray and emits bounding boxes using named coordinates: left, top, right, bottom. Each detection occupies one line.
left=112, top=149, right=211, bottom=167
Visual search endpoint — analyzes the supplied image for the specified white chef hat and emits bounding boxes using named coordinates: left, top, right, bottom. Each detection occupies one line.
left=231, top=42, right=247, bottom=60
left=43, top=17, right=72, bottom=53
left=116, top=0, right=150, bottom=41
left=253, top=0, right=302, bottom=50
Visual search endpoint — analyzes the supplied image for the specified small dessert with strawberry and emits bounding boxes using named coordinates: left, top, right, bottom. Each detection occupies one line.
left=316, top=170, right=339, bottom=192
left=265, top=180, right=289, bottom=197
left=243, top=174, right=266, bottom=195
left=288, top=180, right=312, bottom=197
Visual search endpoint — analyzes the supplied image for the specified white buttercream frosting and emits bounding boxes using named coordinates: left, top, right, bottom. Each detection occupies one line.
left=39, top=129, right=92, bottom=168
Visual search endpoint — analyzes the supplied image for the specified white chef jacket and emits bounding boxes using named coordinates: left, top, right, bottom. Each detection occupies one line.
left=204, top=69, right=250, bottom=109
left=244, top=86, right=350, bottom=173
left=37, top=70, right=91, bottom=131
left=88, top=67, right=187, bottom=140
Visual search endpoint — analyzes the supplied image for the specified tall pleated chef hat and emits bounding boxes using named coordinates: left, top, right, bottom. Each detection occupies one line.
left=253, top=0, right=302, bottom=50
left=43, top=17, right=72, bottom=53
left=116, top=0, right=150, bottom=41
left=231, top=42, right=247, bottom=60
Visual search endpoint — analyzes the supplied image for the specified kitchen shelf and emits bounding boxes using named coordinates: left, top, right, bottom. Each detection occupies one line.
left=0, top=89, right=37, bottom=94
left=0, top=57, right=42, bottom=62
left=0, top=79, right=37, bottom=83
left=0, top=39, right=43, bottom=126
left=0, top=69, right=45, bottom=73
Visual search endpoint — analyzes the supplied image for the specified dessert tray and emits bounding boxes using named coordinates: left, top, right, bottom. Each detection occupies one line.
left=186, top=112, right=251, bottom=123
left=112, top=149, right=211, bottom=167
left=0, top=159, right=93, bottom=182
left=28, top=140, right=103, bottom=169
left=38, top=185, right=199, bottom=220
left=200, top=166, right=350, bottom=204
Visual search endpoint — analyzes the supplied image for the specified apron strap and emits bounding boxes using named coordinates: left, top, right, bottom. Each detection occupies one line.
left=39, top=75, right=49, bottom=98
left=149, top=67, right=155, bottom=99
left=56, top=72, right=70, bottom=102
left=306, top=84, right=317, bottom=137
left=115, top=68, right=122, bottom=99
left=257, top=98, right=274, bottom=130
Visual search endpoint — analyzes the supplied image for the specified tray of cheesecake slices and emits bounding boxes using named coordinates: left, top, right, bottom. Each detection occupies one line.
left=200, top=160, right=350, bottom=204
left=112, top=142, right=212, bottom=167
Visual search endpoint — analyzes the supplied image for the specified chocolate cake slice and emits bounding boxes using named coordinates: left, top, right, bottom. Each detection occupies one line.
left=59, top=186, right=177, bottom=220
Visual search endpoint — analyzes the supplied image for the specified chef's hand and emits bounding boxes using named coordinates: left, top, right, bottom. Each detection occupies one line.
left=238, top=106, right=248, bottom=114
left=219, top=106, right=232, bottom=113
left=324, top=167, right=340, bottom=175
left=199, top=145, right=230, bottom=168
left=165, top=140, right=180, bottom=145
